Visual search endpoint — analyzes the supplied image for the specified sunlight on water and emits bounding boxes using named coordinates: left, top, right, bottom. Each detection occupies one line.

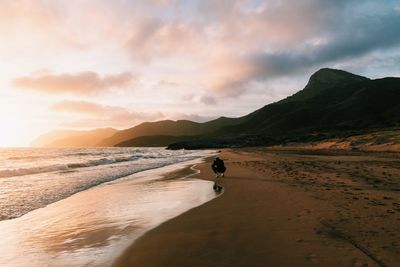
left=0, top=147, right=215, bottom=220
left=0, top=162, right=218, bottom=267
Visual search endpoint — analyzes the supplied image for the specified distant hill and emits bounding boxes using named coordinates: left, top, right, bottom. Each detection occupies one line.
left=98, top=117, right=243, bottom=147
left=114, top=135, right=201, bottom=147
left=168, top=68, right=400, bottom=149
left=34, top=128, right=117, bottom=147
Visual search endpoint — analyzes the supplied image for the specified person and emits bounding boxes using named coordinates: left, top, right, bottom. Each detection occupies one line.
left=212, top=157, right=226, bottom=178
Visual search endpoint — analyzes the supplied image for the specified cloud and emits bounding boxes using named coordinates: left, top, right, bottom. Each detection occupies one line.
left=0, top=1, right=86, bottom=50
left=12, top=71, right=135, bottom=95
left=51, top=100, right=112, bottom=115
left=244, top=8, right=400, bottom=80
left=200, top=95, right=217, bottom=105
left=204, top=55, right=257, bottom=97
left=180, top=93, right=217, bottom=105
left=123, top=0, right=398, bottom=97
left=51, top=100, right=165, bottom=128
left=126, top=19, right=203, bottom=62
left=198, top=0, right=328, bottom=47
left=193, top=0, right=400, bottom=94
left=158, top=79, right=180, bottom=87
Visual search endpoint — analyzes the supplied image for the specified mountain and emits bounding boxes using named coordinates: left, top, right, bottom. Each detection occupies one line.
left=114, top=135, right=201, bottom=147
left=229, top=68, right=399, bottom=135
left=34, top=128, right=117, bottom=147
left=98, top=117, right=243, bottom=147
left=168, top=68, right=400, bottom=149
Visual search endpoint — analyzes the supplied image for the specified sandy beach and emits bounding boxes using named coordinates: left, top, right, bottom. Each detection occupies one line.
left=114, top=148, right=400, bottom=267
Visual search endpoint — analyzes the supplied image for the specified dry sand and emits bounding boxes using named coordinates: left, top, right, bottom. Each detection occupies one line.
left=113, top=148, right=400, bottom=267
left=270, top=129, right=400, bottom=153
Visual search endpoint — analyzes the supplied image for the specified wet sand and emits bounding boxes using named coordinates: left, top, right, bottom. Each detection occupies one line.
left=0, top=160, right=216, bottom=267
left=114, top=148, right=400, bottom=267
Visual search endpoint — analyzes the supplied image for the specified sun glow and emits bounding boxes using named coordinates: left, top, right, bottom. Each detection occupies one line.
left=0, top=112, right=40, bottom=147
left=0, top=1, right=398, bottom=147
left=0, top=114, right=24, bottom=147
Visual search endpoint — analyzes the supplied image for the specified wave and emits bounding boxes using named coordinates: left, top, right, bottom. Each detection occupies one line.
left=8, top=152, right=109, bottom=161
left=0, top=156, right=140, bottom=179
left=0, top=148, right=217, bottom=221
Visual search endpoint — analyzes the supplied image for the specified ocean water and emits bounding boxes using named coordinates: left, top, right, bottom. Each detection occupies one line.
left=0, top=147, right=215, bottom=220
left=0, top=147, right=218, bottom=266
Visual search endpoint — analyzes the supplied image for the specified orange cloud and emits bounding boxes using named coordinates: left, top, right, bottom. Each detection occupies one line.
left=0, top=1, right=86, bottom=51
left=203, top=55, right=258, bottom=97
left=51, top=100, right=165, bottom=128
left=51, top=100, right=112, bottom=115
left=13, top=71, right=135, bottom=95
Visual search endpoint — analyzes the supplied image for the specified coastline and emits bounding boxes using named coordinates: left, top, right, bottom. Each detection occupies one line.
left=113, top=148, right=400, bottom=266
left=0, top=156, right=218, bottom=267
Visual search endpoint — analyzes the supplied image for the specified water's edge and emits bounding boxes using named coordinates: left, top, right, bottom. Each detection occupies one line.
left=111, top=156, right=225, bottom=266
left=0, top=153, right=220, bottom=267
left=0, top=148, right=217, bottom=221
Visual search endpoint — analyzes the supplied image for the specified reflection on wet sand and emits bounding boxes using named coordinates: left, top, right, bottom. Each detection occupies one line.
left=0, top=161, right=217, bottom=267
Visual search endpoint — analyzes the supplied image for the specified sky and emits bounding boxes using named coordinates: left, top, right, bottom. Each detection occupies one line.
left=1, top=0, right=400, bottom=146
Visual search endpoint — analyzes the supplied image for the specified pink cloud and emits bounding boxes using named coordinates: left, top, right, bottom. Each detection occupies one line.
left=126, top=20, right=203, bottom=62
left=51, top=100, right=111, bottom=115
left=13, top=71, right=135, bottom=95
left=0, top=1, right=86, bottom=50
left=119, top=1, right=359, bottom=98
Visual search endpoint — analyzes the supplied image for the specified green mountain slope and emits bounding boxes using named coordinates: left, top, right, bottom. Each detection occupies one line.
left=114, top=135, right=201, bottom=147
left=168, top=68, right=400, bottom=149
left=98, top=116, right=242, bottom=147
left=230, top=69, right=398, bottom=135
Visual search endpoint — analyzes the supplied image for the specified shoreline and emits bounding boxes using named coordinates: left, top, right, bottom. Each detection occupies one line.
left=0, top=156, right=218, bottom=267
left=113, top=148, right=400, bottom=266
left=0, top=147, right=217, bottom=222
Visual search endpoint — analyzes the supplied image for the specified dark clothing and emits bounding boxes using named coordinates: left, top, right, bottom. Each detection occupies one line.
left=212, top=158, right=226, bottom=174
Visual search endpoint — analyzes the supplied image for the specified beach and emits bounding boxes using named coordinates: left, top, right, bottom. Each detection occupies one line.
left=114, top=148, right=400, bottom=267
left=0, top=155, right=218, bottom=267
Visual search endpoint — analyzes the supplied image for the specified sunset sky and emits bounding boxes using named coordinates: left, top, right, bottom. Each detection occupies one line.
left=1, top=0, right=400, bottom=146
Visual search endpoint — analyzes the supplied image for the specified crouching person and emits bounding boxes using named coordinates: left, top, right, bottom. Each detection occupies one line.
left=212, top=157, right=226, bottom=178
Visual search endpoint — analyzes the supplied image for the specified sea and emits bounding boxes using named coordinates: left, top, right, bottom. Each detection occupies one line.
left=0, top=147, right=218, bottom=266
